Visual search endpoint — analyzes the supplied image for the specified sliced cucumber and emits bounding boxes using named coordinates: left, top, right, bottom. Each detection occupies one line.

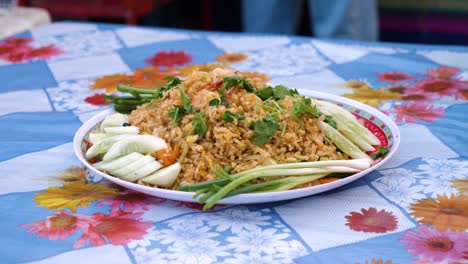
left=119, top=160, right=163, bottom=182
left=141, top=162, right=181, bottom=187
left=85, top=134, right=133, bottom=159
left=88, top=133, right=112, bottom=145
left=100, top=113, right=129, bottom=130
left=319, top=122, right=371, bottom=161
left=103, top=135, right=167, bottom=161
left=104, top=126, right=140, bottom=135
left=110, top=155, right=154, bottom=178
left=93, top=152, right=144, bottom=172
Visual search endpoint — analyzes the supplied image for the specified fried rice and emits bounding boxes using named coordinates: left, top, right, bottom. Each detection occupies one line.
left=129, top=68, right=349, bottom=188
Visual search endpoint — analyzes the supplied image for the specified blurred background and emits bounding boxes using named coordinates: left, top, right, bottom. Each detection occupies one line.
left=2, top=0, right=468, bottom=45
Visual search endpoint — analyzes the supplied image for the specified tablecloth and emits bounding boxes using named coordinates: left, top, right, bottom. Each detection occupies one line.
left=0, top=22, right=467, bottom=264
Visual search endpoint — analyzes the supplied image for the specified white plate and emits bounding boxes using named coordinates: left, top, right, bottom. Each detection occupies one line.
left=74, top=91, right=400, bottom=204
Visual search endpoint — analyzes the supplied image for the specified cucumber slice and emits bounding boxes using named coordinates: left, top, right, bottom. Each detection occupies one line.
left=119, top=160, right=163, bottom=182
left=103, top=126, right=140, bottom=135
left=85, top=134, right=133, bottom=159
left=319, top=122, right=371, bottom=161
left=93, top=152, right=144, bottom=171
left=88, top=133, right=112, bottom=144
left=100, top=113, right=129, bottom=130
left=103, top=135, right=167, bottom=161
left=141, top=162, right=181, bottom=187
left=110, top=155, right=154, bottom=178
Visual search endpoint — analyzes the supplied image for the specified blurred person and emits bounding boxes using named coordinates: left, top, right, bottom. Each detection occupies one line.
left=242, top=0, right=378, bottom=41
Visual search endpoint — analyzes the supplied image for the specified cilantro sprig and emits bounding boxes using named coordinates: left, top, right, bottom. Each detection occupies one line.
left=292, top=97, right=320, bottom=120
left=222, top=111, right=245, bottom=122
left=219, top=76, right=255, bottom=94
left=187, top=113, right=208, bottom=138
left=250, top=114, right=279, bottom=145
left=255, top=85, right=298, bottom=101
left=370, top=146, right=389, bottom=160
left=168, top=87, right=195, bottom=127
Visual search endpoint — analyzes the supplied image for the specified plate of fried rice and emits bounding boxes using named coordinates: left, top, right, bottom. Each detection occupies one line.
left=74, top=68, right=400, bottom=209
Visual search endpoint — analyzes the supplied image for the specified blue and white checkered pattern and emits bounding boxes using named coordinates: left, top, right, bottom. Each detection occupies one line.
left=0, top=22, right=466, bottom=264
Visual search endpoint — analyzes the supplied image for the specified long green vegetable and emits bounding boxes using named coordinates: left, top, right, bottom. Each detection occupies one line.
left=178, top=159, right=371, bottom=210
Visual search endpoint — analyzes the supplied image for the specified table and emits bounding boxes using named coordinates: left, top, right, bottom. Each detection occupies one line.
left=0, top=22, right=467, bottom=264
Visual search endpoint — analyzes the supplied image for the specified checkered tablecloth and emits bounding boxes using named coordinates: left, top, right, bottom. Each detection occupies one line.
left=0, top=22, right=467, bottom=264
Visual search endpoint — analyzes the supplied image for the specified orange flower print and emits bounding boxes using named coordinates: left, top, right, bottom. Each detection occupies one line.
left=91, top=74, right=132, bottom=93
left=216, top=52, right=248, bottom=64
left=131, top=66, right=168, bottom=88
left=21, top=211, right=93, bottom=240
left=34, top=182, right=119, bottom=212
left=73, top=211, right=152, bottom=248
left=345, top=207, right=398, bottom=233
left=409, top=194, right=468, bottom=231
left=452, top=179, right=468, bottom=195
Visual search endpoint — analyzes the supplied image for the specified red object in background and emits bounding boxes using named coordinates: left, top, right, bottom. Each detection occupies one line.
left=146, top=50, right=192, bottom=67
left=18, top=0, right=175, bottom=25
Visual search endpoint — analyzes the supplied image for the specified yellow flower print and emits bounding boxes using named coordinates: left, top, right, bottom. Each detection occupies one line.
left=34, top=182, right=119, bottom=212
left=343, top=87, right=402, bottom=107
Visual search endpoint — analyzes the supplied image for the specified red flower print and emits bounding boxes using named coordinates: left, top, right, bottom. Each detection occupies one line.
left=388, top=102, right=445, bottom=123
left=3, top=37, right=32, bottom=46
left=85, top=93, right=110, bottom=106
left=345, top=207, right=398, bottom=233
left=427, top=66, right=461, bottom=80
left=401, top=225, right=467, bottom=263
left=146, top=50, right=192, bottom=67
left=97, top=190, right=166, bottom=212
left=378, top=71, right=414, bottom=84
left=73, top=211, right=152, bottom=248
left=21, top=211, right=92, bottom=240
left=0, top=37, right=62, bottom=63
left=0, top=45, right=20, bottom=56
left=408, top=79, right=462, bottom=99
left=27, top=45, right=62, bottom=60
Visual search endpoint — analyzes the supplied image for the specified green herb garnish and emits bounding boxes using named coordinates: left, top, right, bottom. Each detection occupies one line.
left=370, top=146, right=389, bottom=160
left=187, top=113, right=208, bottom=138
left=220, top=76, right=255, bottom=94
left=251, top=114, right=279, bottom=145
left=222, top=111, right=246, bottom=122
left=168, top=87, right=195, bottom=127
left=324, top=115, right=337, bottom=128
left=220, top=96, right=229, bottom=107
left=154, top=76, right=182, bottom=99
left=293, top=97, right=320, bottom=120
left=209, top=98, right=220, bottom=106
left=255, top=85, right=298, bottom=101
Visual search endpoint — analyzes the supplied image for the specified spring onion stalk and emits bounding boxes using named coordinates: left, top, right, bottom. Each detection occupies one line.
left=319, top=122, right=372, bottom=161
left=183, top=159, right=371, bottom=190
left=226, top=174, right=328, bottom=196
left=202, top=166, right=361, bottom=210
left=315, top=100, right=381, bottom=145
left=179, top=159, right=371, bottom=192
